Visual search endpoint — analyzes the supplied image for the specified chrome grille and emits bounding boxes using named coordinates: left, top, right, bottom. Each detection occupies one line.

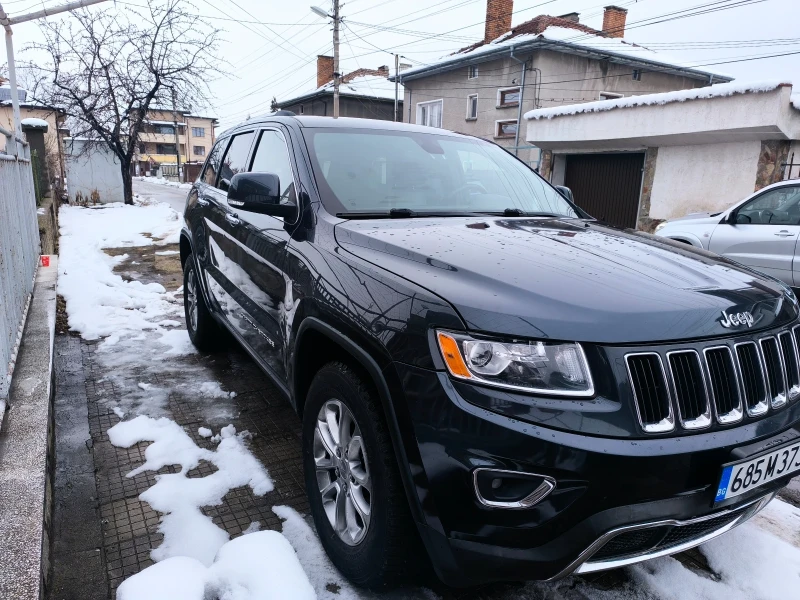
left=735, top=342, right=768, bottom=417
left=704, top=346, right=743, bottom=424
left=667, top=351, right=710, bottom=429
left=625, top=354, right=674, bottom=433
left=760, top=337, right=787, bottom=408
left=625, top=326, right=800, bottom=433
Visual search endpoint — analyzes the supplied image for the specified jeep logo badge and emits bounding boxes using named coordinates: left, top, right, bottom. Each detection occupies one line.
left=720, top=310, right=754, bottom=328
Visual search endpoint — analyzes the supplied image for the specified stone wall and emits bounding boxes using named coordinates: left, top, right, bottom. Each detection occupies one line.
left=755, top=140, right=791, bottom=191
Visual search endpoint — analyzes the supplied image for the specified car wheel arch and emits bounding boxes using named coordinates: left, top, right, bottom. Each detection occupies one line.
left=179, top=231, right=193, bottom=270
left=292, top=317, right=428, bottom=527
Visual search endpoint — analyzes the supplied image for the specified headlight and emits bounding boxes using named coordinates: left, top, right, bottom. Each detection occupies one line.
left=436, top=331, right=594, bottom=396
left=654, top=221, right=668, bottom=233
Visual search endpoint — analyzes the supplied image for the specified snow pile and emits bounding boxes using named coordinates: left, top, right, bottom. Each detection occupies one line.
left=526, top=80, right=792, bottom=120
left=108, top=415, right=273, bottom=565
left=117, top=531, right=315, bottom=600
left=20, top=117, right=49, bottom=128
left=138, top=176, right=192, bottom=190
left=58, top=202, right=182, bottom=341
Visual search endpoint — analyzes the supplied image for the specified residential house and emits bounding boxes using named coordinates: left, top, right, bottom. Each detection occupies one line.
left=524, top=81, right=800, bottom=231
left=392, top=2, right=731, bottom=169
left=0, top=80, right=67, bottom=189
left=276, top=56, right=404, bottom=121
left=134, top=108, right=218, bottom=176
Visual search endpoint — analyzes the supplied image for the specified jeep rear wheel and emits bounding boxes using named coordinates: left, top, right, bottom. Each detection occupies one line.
left=302, top=362, right=420, bottom=588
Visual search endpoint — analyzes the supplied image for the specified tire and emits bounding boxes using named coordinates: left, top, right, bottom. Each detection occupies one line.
left=183, top=256, right=221, bottom=351
left=302, top=361, right=420, bottom=589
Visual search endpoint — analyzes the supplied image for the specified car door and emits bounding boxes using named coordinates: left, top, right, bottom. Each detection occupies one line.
left=708, top=185, right=800, bottom=285
left=224, top=126, right=299, bottom=380
left=200, top=131, right=261, bottom=345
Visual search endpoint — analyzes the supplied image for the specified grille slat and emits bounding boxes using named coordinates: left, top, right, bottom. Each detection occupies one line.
left=735, top=342, right=768, bottom=416
left=779, top=331, right=799, bottom=398
left=760, top=337, right=787, bottom=408
left=704, top=346, right=742, bottom=424
left=668, top=351, right=710, bottom=429
left=626, top=354, right=673, bottom=433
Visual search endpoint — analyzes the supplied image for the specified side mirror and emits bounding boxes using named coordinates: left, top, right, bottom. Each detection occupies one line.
left=227, top=172, right=297, bottom=220
left=555, top=185, right=574, bottom=202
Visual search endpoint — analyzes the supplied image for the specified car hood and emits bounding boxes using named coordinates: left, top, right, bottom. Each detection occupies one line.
left=335, top=217, right=797, bottom=343
left=659, top=212, right=723, bottom=228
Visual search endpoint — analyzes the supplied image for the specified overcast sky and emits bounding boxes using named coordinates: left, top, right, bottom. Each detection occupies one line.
left=3, top=0, right=799, bottom=130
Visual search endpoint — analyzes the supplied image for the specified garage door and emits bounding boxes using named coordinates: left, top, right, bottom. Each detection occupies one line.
left=564, top=153, right=645, bottom=229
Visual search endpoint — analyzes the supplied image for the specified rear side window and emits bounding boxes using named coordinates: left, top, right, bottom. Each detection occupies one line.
left=218, top=132, right=255, bottom=189
left=250, top=130, right=297, bottom=206
left=201, top=138, right=227, bottom=186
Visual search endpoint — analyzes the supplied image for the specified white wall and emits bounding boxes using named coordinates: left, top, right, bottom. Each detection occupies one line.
left=64, top=139, right=124, bottom=204
left=649, top=141, right=760, bottom=219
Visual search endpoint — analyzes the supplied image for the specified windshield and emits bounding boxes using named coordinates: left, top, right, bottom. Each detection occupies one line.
left=302, top=128, right=581, bottom=218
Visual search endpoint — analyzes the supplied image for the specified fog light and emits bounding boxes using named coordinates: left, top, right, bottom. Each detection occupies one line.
left=473, top=468, right=556, bottom=509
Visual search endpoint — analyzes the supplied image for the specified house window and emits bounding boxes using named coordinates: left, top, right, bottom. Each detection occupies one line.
left=416, top=99, right=443, bottom=128
left=466, top=94, right=478, bottom=120
left=156, top=143, right=177, bottom=154
left=599, top=91, right=624, bottom=100
left=193, top=145, right=206, bottom=156
left=192, top=127, right=205, bottom=137
left=154, top=124, right=175, bottom=135
left=299, top=105, right=304, bottom=115
left=495, top=120, right=517, bottom=138
left=632, top=69, right=641, bottom=81
left=468, top=65, right=478, bottom=79
left=497, top=87, right=521, bottom=107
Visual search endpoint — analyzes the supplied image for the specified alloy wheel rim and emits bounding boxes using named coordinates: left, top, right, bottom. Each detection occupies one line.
left=186, top=270, right=198, bottom=333
left=314, top=399, right=372, bottom=546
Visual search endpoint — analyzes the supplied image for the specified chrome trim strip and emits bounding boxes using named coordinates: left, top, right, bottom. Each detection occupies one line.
left=472, top=468, right=556, bottom=509
left=760, top=336, right=787, bottom=409
left=665, top=349, right=711, bottom=430
left=778, top=330, right=800, bottom=401
left=551, top=493, right=773, bottom=579
left=624, top=352, right=675, bottom=434
left=703, top=345, right=743, bottom=425
left=733, top=341, right=769, bottom=418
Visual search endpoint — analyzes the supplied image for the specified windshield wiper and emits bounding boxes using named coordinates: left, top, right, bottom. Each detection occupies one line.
left=478, top=209, right=567, bottom=218
left=336, top=208, right=489, bottom=219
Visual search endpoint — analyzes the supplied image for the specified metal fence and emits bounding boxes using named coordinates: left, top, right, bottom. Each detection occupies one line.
left=0, top=126, right=40, bottom=400
left=782, top=152, right=800, bottom=181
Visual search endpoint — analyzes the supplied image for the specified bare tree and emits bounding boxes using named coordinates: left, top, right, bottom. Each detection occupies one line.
left=31, top=0, right=220, bottom=204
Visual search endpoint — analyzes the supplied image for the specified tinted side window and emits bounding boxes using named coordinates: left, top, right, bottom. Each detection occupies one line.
left=202, top=138, right=227, bottom=186
left=250, top=130, right=297, bottom=206
left=739, top=186, right=800, bottom=225
left=218, top=132, right=255, bottom=189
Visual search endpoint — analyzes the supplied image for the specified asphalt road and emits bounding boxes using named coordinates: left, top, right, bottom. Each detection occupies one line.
left=132, top=177, right=189, bottom=213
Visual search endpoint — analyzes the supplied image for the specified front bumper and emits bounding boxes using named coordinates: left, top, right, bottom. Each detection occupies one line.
left=392, top=362, right=800, bottom=586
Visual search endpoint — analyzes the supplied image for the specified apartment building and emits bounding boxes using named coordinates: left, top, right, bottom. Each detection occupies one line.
left=135, top=108, right=218, bottom=175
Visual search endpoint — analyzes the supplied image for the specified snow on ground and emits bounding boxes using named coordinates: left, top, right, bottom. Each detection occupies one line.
left=137, top=175, right=192, bottom=190
left=108, top=415, right=272, bottom=565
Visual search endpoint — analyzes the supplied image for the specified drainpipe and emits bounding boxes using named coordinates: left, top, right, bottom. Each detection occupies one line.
left=406, top=84, right=412, bottom=123
left=510, top=47, right=527, bottom=157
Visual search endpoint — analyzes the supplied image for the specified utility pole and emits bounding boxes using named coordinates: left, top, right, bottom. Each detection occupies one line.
left=332, top=0, right=340, bottom=118
left=0, top=0, right=109, bottom=139
left=171, top=88, right=182, bottom=183
left=311, top=3, right=342, bottom=118
left=394, top=53, right=399, bottom=122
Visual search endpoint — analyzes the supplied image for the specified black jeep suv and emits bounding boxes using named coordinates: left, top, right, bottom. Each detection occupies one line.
left=180, top=115, right=800, bottom=588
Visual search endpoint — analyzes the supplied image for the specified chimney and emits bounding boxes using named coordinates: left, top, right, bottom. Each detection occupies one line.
left=377, top=65, right=390, bottom=76
left=484, top=0, right=513, bottom=43
left=399, top=63, right=412, bottom=72
left=558, top=12, right=580, bottom=23
left=602, top=5, right=628, bottom=38
left=316, top=55, right=334, bottom=88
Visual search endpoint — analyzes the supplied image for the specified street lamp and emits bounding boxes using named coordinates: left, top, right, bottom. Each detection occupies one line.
left=310, top=2, right=341, bottom=118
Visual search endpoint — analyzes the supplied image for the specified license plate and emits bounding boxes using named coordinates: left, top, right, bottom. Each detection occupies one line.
left=715, top=440, right=800, bottom=502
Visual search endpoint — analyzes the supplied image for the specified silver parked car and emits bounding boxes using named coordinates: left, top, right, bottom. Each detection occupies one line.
left=656, top=180, right=800, bottom=286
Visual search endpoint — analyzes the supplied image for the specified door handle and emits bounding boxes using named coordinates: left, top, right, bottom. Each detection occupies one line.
left=197, top=198, right=209, bottom=207
left=225, top=213, right=241, bottom=226
left=774, top=230, right=794, bottom=237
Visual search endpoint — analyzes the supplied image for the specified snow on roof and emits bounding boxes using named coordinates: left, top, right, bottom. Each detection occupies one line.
left=279, top=74, right=402, bottom=105
left=525, top=80, right=792, bottom=121
left=792, top=92, right=800, bottom=111
left=398, top=23, right=730, bottom=81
